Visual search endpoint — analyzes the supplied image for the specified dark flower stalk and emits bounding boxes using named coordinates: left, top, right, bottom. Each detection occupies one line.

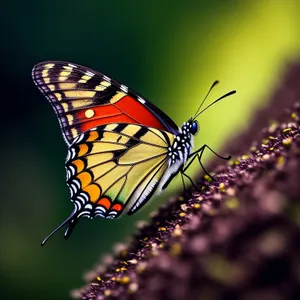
left=72, top=64, right=300, bottom=300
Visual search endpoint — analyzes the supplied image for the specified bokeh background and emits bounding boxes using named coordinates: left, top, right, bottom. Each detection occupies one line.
left=1, top=1, right=300, bottom=299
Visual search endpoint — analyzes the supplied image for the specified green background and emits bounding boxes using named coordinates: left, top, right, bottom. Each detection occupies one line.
left=1, top=1, right=300, bottom=299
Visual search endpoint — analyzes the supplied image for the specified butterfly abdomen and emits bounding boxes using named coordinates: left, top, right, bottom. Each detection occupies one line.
left=158, top=124, right=194, bottom=191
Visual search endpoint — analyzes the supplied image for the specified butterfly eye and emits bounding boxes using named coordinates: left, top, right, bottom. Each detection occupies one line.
left=191, top=121, right=199, bottom=135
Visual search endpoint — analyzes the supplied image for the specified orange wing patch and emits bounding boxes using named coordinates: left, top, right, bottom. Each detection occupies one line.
left=77, top=172, right=93, bottom=188
left=72, top=159, right=85, bottom=173
left=78, top=144, right=89, bottom=156
left=83, top=184, right=101, bottom=203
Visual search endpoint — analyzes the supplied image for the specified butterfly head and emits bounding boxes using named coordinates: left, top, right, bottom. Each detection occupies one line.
left=182, top=119, right=199, bottom=136
left=190, top=120, right=199, bottom=135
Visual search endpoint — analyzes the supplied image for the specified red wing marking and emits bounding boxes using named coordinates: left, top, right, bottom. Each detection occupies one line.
left=80, top=115, right=134, bottom=132
left=111, top=203, right=123, bottom=212
left=76, top=105, right=121, bottom=122
left=97, top=197, right=111, bottom=210
left=115, top=96, right=166, bottom=130
left=76, top=95, right=167, bottom=133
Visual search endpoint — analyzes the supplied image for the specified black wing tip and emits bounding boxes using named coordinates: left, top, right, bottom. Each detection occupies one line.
left=32, top=61, right=86, bottom=71
left=32, top=61, right=76, bottom=76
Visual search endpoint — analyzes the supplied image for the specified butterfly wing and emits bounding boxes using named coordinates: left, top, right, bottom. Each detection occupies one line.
left=42, top=123, right=174, bottom=245
left=32, top=61, right=179, bottom=145
left=66, top=123, right=175, bottom=220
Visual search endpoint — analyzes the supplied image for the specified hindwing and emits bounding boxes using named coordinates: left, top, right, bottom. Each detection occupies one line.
left=66, top=123, right=175, bottom=218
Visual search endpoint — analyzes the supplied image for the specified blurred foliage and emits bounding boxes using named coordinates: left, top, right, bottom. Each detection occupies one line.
left=1, top=0, right=300, bottom=299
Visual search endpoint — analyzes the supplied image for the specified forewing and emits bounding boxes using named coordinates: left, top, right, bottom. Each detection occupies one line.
left=32, top=61, right=179, bottom=145
left=66, top=123, right=175, bottom=218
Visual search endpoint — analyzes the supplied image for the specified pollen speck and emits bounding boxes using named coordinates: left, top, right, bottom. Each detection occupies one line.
left=85, top=109, right=95, bottom=118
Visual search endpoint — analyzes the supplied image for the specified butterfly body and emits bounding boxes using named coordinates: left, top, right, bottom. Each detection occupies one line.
left=32, top=61, right=234, bottom=245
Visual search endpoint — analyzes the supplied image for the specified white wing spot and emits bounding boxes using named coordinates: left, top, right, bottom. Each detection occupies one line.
left=95, top=212, right=105, bottom=218
left=103, top=75, right=111, bottom=82
left=95, top=206, right=106, bottom=214
left=79, top=192, right=89, bottom=203
left=85, top=71, right=95, bottom=77
left=76, top=196, right=86, bottom=206
left=69, top=165, right=76, bottom=176
left=137, top=97, right=146, bottom=104
left=78, top=211, right=90, bottom=218
left=68, top=63, right=77, bottom=68
left=120, top=84, right=128, bottom=93
left=72, top=178, right=80, bottom=189
left=108, top=211, right=118, bottom=217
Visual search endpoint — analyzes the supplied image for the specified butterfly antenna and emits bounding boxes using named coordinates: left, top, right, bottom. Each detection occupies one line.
left=194, top=90, right=236, bottom=119
left=41, top=209, right=77, bottom=246
left=193, top=80, right=219, bottom=119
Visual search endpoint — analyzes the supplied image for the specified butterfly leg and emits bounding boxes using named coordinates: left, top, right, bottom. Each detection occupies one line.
left=180, top=149, right=204, bottom=191
left=196, top=151, right=214, bottom=181
left=183, top=147, right=214, bottom=183
left=182, top=146, right=205, bottom=173
left=189, top=144, right=231, bottom=161
left=184, top=144, right=231, bottom=181
left=181, top=171, right=201, bottom=191
left=196, top=144, right=231, bottom=180
left=180, top=172, right=187, bottom=192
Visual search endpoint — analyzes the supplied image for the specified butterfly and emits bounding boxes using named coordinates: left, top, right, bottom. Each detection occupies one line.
left=32, top=61, right=236, bottom=246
